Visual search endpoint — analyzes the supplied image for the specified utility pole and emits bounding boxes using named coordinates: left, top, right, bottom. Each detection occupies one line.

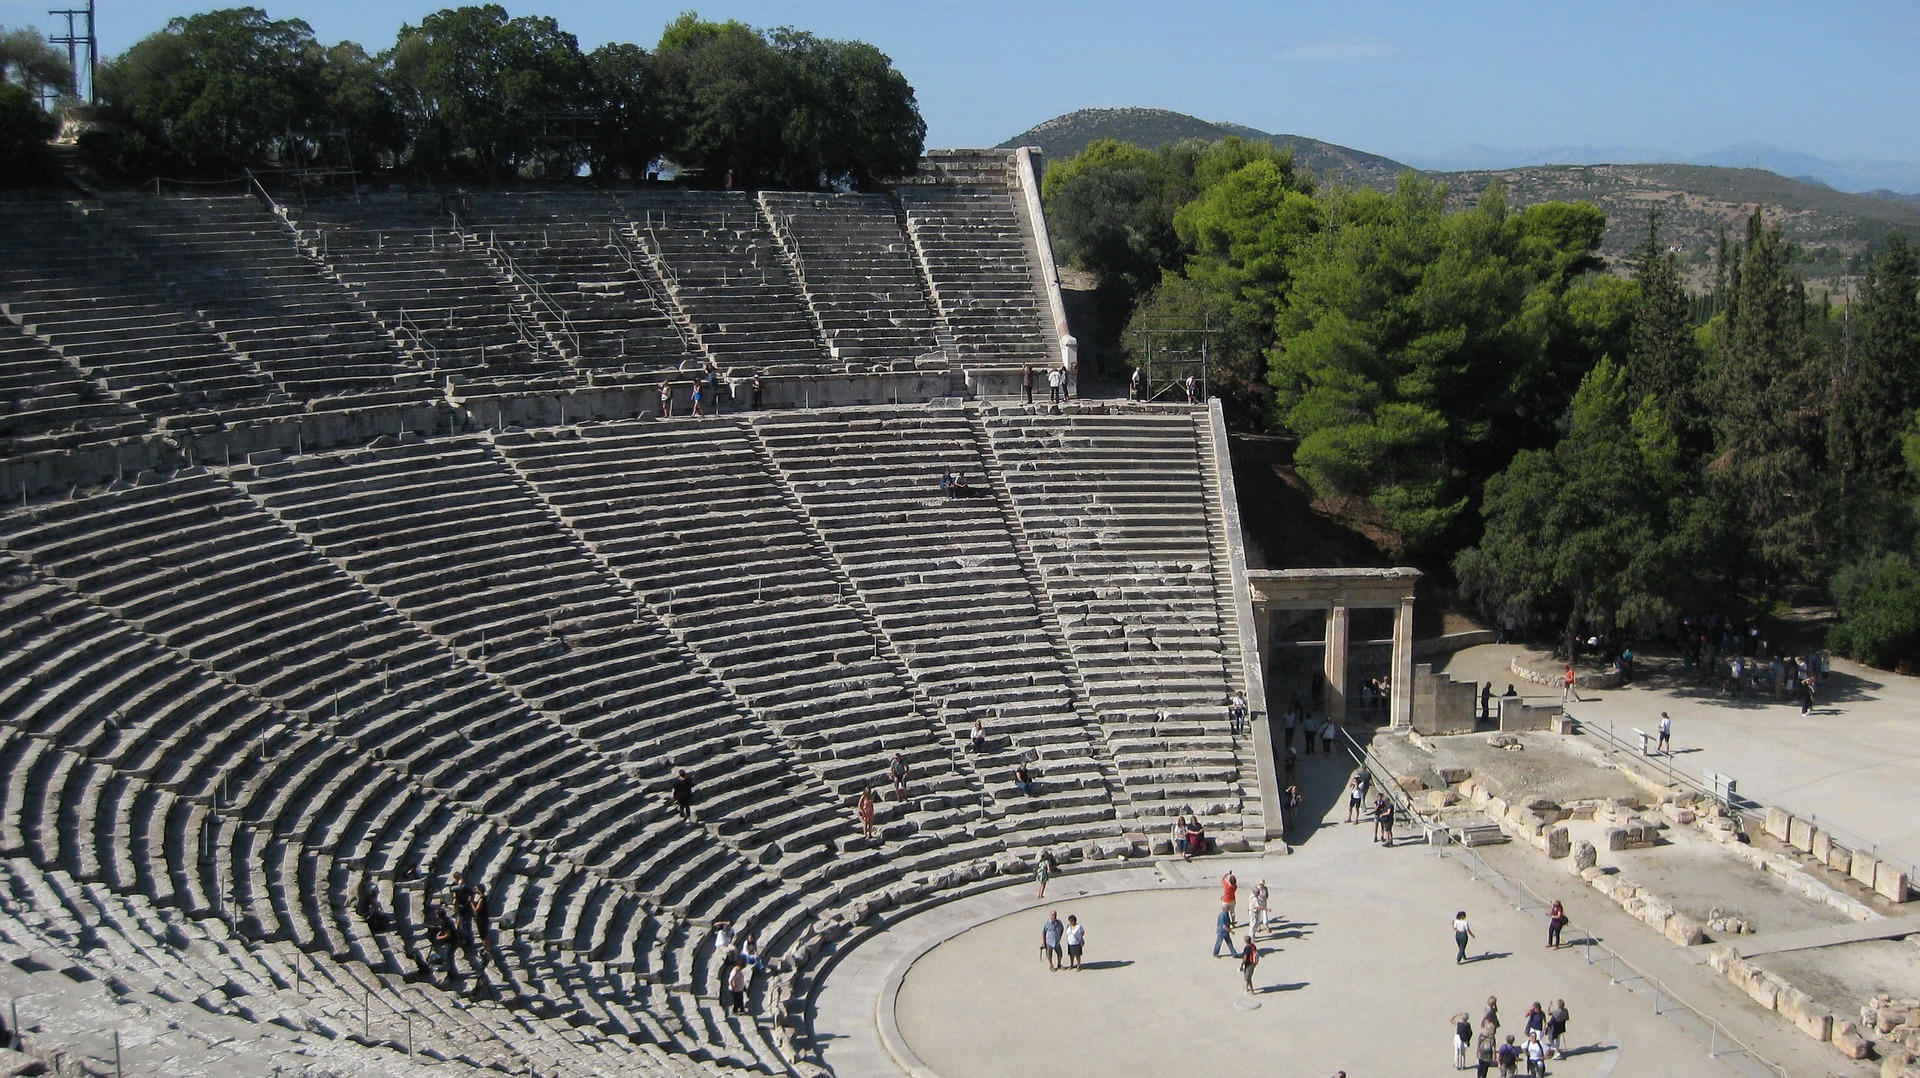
left=47, top=0, right=97, bottom=103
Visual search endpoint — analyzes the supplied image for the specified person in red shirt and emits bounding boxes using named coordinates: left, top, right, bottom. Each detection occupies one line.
left=1221, top=870, right=1238, bottom=926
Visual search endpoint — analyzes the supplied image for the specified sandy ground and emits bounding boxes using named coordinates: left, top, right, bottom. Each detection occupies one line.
left=1757, top=939, right=1920, bottom=1016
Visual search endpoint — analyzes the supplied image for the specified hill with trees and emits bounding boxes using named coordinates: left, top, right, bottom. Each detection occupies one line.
left=1000, top=107, right=1410, bottom=189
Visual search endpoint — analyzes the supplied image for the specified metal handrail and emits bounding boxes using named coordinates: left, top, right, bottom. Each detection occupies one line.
left=473, top=231, right=582, bottom=358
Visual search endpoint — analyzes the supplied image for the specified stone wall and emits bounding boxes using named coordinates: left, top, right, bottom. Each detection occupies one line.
left=1707, top=946, right=1875, bottom=1061
left=1411, top=662, right=1477, bottom=735
left=1763, top=806, right=1911, bottom=903
left=1497, top=695, right=1564, bottom=732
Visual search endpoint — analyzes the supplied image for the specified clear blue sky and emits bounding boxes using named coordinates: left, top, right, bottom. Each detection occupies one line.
left=5, top=0, right=1916, bottom=166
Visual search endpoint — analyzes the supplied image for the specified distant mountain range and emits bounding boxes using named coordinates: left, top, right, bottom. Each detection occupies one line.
left=997, top=108, right=1411, bottom=190
left=1404, top=140, right=1920, bottom=197
left=1001, top=109, right=1920, bottom=288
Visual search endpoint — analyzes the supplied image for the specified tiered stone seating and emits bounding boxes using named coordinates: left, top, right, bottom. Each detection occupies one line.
left=235, top=437, right=845, bottom=879
left=0, top=547, right=781, bottom=1072
left=494, top=420, right=986, bottom=823
left=897, top=183, right=1055, bottom=366
left=980, top=408, right=1247, bottom=822
left=0, top=201, right=281, bottom=415
left=616, top=190, right=829, bottom=372
left=90, top=195, right=414, bottom=398
left=462, top=192, right=699, bottom=376
left=0, top=318, right=149, bottom=455
left=290, top=200, right=570, bottom=380
left=752, top=408, right=1122, bottom=840
left=757, top=192, right=944, bottom=366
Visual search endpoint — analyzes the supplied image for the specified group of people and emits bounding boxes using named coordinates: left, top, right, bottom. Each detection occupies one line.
left=1455, top=995, right=1571, bottom=1076
left=657, top=365, right=767, bottom=419
left=1038, top=909, right=1087, bottom=971
left=1020, top=362, right=1073, bottom=406
left=1281, top=701, right=1339, bottom=756
left=1172, top=814, right=1213, bottom=859
left=1210, top=870, right=1272, bottom=994
left=856, top=753, right=915, bottom=840
left=936, top=471, right=976, bottom=498
left=428, top=873, right=492, bottom=980
left=713, top=920, right=770, bottom=1016
left=1342, top=769, right=1399, bottom=845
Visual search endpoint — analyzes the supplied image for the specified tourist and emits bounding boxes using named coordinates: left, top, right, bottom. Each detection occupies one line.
left=1129, top=366, right=1142, bottom=401
left=969, top=718, right=987, bottom=753
left=1546, top=898, right=1566, bottom=949
left=1320, top=715, right=1336, bottom=756
left=1483, top=995, right=1501, bottom=1033
left=1497, top=1035, right=1520, bottom=1077
left=1283, top=704, right=1298, bottom=750
left=1184, top=373, right=1197, bottom=403
left=1546, top=999, right=1569, bottom=1058
left=1221, top=869, right=1238, bottom=924
left=1475, top=1026, right=1499, bottom=1077
left=1238, top=933, right=1259, bottom=994
left=857, top=788, right=875, bottom=841
left=750, top=373, right=764, bottom=410
left=739, top=931, right=767, bottom=974
left=1374, top=793, right=1395, bottom=846
left=466, top=882, right=491, bottom=967
left=1282, top=784, right=1301, bottom=835
left=1453, top=1011, right=1473, bottom=1070
left=726, top=957, right=751, bottom=1015
left=433, top=903, right=460, bottom=978
left=1047, top=365, right=1065, bottom=405
left=1063, top=914, right=1085, bottom=970
left=1250, top=879, right=1271, bottom=938
left=1301, top=714, right=1317, bottom=756
left=1347, top=773, right=1365, bottom=823
left=1481, top=682, right=1493, bottom=721
left=888, top=752, right=909, bottom=800
left=1035, top=850, right=1058, bottom=898
left=1021, top=362, right=1034, bottom=405
left=1171, top=815, right=1187, bottom=857
left=671, top=768, right=696, bottom=821
left=1656, top=712, right=1672, bottom=755
left=658, top=380, right=672, bottom=419
left=1453, top=911, right=1475, bottom=964
left=704, top=364, right=721, bottom=416
left=1524, top=1031, right=1546, bottom=1077
left=690, top=378, right=705, bottom=418
left=355, top=873, right=387, bottom=933
left=1562, top=664, right=1581, bottom=703
left=1012, top=760, right=1035, bottom=797
left=1041, top=910, right=1064, bottom=970
left=1798, top=673, right=1815, bottom=715
left=1212, top=904, right=1234, bottom=957
left=1523, top=1001, right=1545, bottom=1044
left=1284, top=746, right=1299, bottom=784
left=1184, top=815, right=1206, bottom=858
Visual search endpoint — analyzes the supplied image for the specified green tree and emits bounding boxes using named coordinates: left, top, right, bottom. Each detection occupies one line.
left=1827, top=554, right=1920, bottom=669
left=1, top=25, right=73, bottom=99
left=1832, top=236, right=1920, bottom=489
left=585, top=42, right=662, bottom=180
left=387, top=5, right=592, bottom=181
left=1456, top=357, right=1694, bottom=650
left=1701, top=210, right=1829, bottom=581
left=773, top=29, right=922, bottom=188
left=1625, top=212, right=1703, bottom=445
left=1267, top=178, right=1604, bottom=554
left=0, top=81, right=56, bottom=184
left=96, top=7, right=327, bottom=175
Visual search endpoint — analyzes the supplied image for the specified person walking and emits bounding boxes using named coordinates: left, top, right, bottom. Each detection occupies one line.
left=1212, top=904, right=1234, bottom=957
left=1546, top=1000, right=1569, bottom=1059
left=1453, top=911, right=1475, bottom=963
left=1250, top=879, right=1271, bottom=938
left=1129, top=366, right=1142, bottom=401
left=1656, top=712, right=1672, bottom=755
left=1035, top=850, right=1058, bottom=899
left=888, top=752, right=909, bottom=801
left=1320, top=715, right=1336, bottom=756
left=1238, top=934, right=1259, bottom=994
left=1453, top=1012, right=1473, bottom=1070
left=726, top=957, right=751, bottom=1015
left=1496, top=1035, right=1520, bottom=1078
left=1347, top=773, right=1366, bottom=823
left=1041, top=910, right=1064, bottom=971
left=671, top=768, right=696, bottom=821
left=1524, top=1031, right=1546, bottom=1077
left=1546, top=899, right=1566, bottom=949
left=1562, top=665, right=1581, bottom=703
left=1063, top=914, right=1085, bottom=970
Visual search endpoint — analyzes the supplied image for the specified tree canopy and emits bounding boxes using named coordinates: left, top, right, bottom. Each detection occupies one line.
left=84, top=6, right=923, bottom=186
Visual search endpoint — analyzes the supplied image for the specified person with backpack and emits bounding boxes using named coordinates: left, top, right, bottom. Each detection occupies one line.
left=1238, top=933, right=1259, bottom=994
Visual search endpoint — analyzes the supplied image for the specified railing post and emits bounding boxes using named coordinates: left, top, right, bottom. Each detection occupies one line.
left=114, top=1031, right=122, bottom=1078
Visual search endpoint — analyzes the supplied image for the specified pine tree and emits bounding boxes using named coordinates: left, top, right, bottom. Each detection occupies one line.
left=1625, top=210, right=1701, bottom=445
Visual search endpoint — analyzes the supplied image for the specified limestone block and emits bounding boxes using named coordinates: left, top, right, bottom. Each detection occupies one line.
left=1395, top=773, right=1428, bottom=793
left=1832, top=1020, right=1872, bottom=1060
left=1437, top=765, right=1471, bottom=785
left=1149, top=837, right=1173, bottom=856
left=1778, top=986, right=1832, bottom=1040
left=1878, top=869, right=1911, bottom=903
left=1744, top=969, right=1779, bottom=1010
left=1605, top=827, right=1630, bottom=851
left=1664, top=912, right=1706, bottom=946
left=1882, top=1047, right=1915, bottom=1078
left=1572, top=840, right=1597, bottom=873
left=1546, top=825, right=1571, bottom=859
left=1580, top=866, right=1606, bottom=882
left=1854, top=852, right=1882, bottom=889
left=1485, top=796, right=1508, bottom=821
left=1706, top=944, right=1740, bottom=976
left=1788, top=815, right=1815, bottom=853
left=1828, top=843, right=1854, bottom=873
left=1764, top=805, right=1792, bottom=841
left=1812, top=828, right=1833, bottom=865
left=1661, top=803, right=1696, bottom=826
left=1638, top=898, right=1674, bottom=932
